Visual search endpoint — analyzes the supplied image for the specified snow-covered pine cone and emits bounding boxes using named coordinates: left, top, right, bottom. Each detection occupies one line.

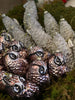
left=60, top=18, right=75, bottom=42
left=26, top=60, right=50, bottom=86
left=4, top=51, right=28, bottom=76
left=23, top=0, right=38, bottom=21
left=2, top=14, right=36, bottom=49
left=53, top=32, right=71, bottom=57
left=44, top=11, right=59, bottom=36
left=60, top=18, right=75, bottom=69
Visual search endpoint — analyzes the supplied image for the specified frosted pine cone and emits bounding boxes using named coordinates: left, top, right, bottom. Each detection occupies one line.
left=53, top=32, right=71, bottom=57
left=44, top=11, right=59, bottom=36
left=60, top=18, right=75, bottom=42
left=59, top=18, right=75, bottom=69
left=2, top=14, right=36, bottom=48
left=23, top=0, right=38, bottom=20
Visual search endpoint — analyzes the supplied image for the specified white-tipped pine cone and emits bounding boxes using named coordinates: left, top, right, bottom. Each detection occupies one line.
left=23, top=0, right=38, bottom=19
left=53, top=32, right=71, bottom=57
left=60, top=18, right=75, bottom=42
left=2, top=14, right=36, bottom=49
left=44, top=11, right=59, bottom=36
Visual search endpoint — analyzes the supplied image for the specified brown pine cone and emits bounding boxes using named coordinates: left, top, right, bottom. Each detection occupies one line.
left=26, top=60, right=50, bottom=85
left=48, top=52, right=68, bottom=76
left=28, top=46, right=50, bottom=62
left=0, top=42, right=5, bottom=65
left=4, top=51, right=28, bottom=76
left=0, top=32, right=12, bottom=47
left=9, top=40, right=28, bottom=59
left=6, top=76, right=39, bottom=97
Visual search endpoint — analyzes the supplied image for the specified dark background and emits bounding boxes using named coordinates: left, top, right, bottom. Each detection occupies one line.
left=0, top=0, right=26, bottom=13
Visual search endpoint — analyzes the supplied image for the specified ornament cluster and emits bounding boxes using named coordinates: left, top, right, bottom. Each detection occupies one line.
left=0, top=32, right=68, bottom=98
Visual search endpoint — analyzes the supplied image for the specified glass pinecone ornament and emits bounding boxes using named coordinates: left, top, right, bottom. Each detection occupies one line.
left=0, top=66, right=7, bottom=90
left=28, top=46, right=50, bottom=62
left=26, top=60, right=50, bottom=85
left=3, top=73, right=26, bottom=97
left=0, top=32, right=12, bottom=47
left=9, top=40, right=28, bottom=59
left=4, top=51, right=28, bottom=76
left=6, top=77, right=39, bottom=98
left=48, top=52, right=68, bottom=76
left=22, top=81, right=39, bottom=98
left=44, top=11, right=59, bottom=36
left=0, top=42, right=5, bottom=65
left=60, top=18, right=75, bottom=42
left=2, top=14, right=36, bottom=49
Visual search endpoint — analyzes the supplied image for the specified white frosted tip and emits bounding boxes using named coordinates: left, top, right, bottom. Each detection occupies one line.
left=1, top=14, right=6, bottom=17
left=44, top=11, right=48, bottom=14
left=60, top=18, right=65, bottom=21
left=23, top=4, right=26, bottom=8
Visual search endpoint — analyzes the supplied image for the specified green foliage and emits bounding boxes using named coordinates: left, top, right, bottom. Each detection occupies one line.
left=6, top=5, right=25, bottom=27
left=0, top=5, right=24, bottom=32
left=37, top=0, right=75, bottom=31
left=0, top=0, right=75, bottom=100
left=41, top=70, right=75, bottom=100
left=0, top=92, right=12, bottom=100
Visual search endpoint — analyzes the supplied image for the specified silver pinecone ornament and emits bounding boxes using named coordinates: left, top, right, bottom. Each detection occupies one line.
left=2, top=14, right=36, bottom=49
left=44, top=11, right=59, bottom=36
left=60, top=18, right=75, bottom=42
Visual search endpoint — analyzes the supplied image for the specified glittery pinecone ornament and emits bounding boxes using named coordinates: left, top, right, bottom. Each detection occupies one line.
left=0, top=66, right=7, bottom=90
left=0, top=42, right=5, bottom=65
left=44, top=11, right=59, bottom=36
left=60, top=18, right=75, bottom=42
left=0, top=32, right=12, bottom=47
left=4, top=51, right=28, bottom=76
left=26, top=60, right=50, bottom=85
left=28, top=46, right=50, bottom=62
left=23, top=0, right=38, bottom=20
left=2, top=14, right=36, bottom=49
left=53, top=32, right=71, bottom=57
left=22, top=81, right=39, bottom=98
left=60, top=18, right=75, bottom=69
left=48, top=52, right=68, bottom=76
left=7, top=79, right=39, bottom=98
left=9, top=40, right=28, bottom=59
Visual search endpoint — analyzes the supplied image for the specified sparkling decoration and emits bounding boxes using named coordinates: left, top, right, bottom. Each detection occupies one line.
left=26, top=60, right=50, bottom=85
left=0, top=0, right=74, bottom=98
left=28, top=46, right=50, bottom=62
left=48, top=52, right=68, bottom=76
